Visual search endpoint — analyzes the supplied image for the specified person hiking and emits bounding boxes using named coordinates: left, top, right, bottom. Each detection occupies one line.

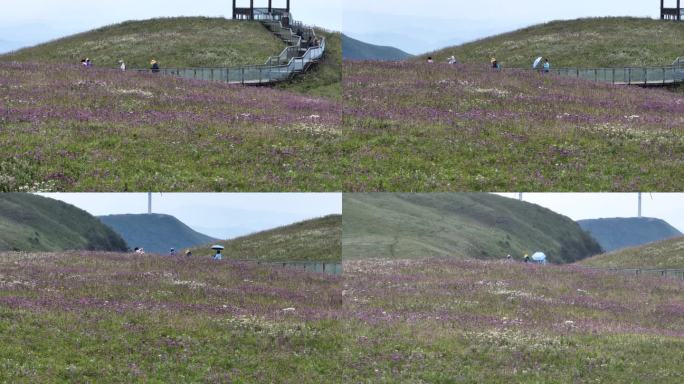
left=543, top=58, right=550, bottom=73
left=185, top=249, right=192, bottom=258
left=448, top=55, right=458, bottom=65
left=427, top=57, right=434, bottom=64
left=80, top=58, right=87, bottom=67
left=169, top=248, right=176, bottom=257
left=85, top=58, right=93, bottom=67
left=524, top=254, right=530, bottom=263
left=118, top=60, right=126, bottom=72
left=213, top=249, right=223, bottom=261
left=491, top=57, right=499, bottom=70
left=150, top=60, right=160, bottom=73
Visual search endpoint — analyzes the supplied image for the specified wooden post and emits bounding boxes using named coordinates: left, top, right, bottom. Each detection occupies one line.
left=678, top=0, right=682, bottom=21
left=268, top=0, right=272, bottom=13
left=287, top=0, right=290, bottom=12
left=250, top=0, right=254, bottom=19
left=233, top=0, right=236, bottom=19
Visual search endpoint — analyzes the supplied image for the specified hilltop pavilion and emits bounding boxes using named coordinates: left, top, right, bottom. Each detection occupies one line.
left=232, top=0, right=291, bottom=20
left=661, top=0, right=683, bottom=20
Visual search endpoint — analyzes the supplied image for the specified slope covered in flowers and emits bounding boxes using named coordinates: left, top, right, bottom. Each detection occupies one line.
left=341, top=258, right=684, bottom=382
left=343, top=61, right=684, bottom=191
left=0, top=62, right=342, bottom=191
left=0, top=251, right=342, bottom=381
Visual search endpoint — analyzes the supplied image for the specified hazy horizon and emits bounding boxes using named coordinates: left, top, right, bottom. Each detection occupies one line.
left=344, top=0, right=663, bottom=55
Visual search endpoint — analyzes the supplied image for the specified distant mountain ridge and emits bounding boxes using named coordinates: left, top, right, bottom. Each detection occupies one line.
left=98, top=214, right=216, bottom=254
left=342, top=34, right=413, bottom=61
left=343, top=194, right=602, bottom=264
left=577, top=217, right=681, bottom=252
left=0, top=194, right=127, bottom=252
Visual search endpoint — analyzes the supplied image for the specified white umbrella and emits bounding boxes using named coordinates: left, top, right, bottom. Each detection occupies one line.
left=533, top=57, right=543, bottom=69
left=532, top=252, right=546, bottom=262
left=211, top=245, right=225, bottom=250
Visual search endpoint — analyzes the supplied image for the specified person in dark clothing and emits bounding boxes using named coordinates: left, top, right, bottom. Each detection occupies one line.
left=150, top=60, right=160, bottom=73
left=491, top=57, right=499, bottom=69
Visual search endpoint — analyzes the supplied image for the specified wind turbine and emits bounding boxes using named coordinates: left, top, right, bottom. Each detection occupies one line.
left=148, top=192, right=152, bottom=214
left=637, top=192, right=653, bottom=217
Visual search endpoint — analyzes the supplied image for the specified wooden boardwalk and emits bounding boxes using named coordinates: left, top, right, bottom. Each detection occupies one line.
left=549, top=63, right=684, bottom=86
left=136, top=14, right=326, bottom=85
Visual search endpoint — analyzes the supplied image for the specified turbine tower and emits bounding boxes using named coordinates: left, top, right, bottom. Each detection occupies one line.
left=638, top=192, right=642, bottom=217
left=148, top=192, right=152, bottom=214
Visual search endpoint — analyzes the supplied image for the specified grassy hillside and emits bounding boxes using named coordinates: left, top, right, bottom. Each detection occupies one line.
left=0, top=62, right=341, bottom=191
left=343, top=61, right=684, bottom=191
left=277, top=30, right=342, bottom=99
left=0, top=194, right=127, bottom=252
left=342, top=258, right=684, bottom=382
left=578, top=217, right=681, bottom=252
left=343, top=194, right=601, bottom=263
left=190, top=215, right=341, bottom=262
left=0, top=251, right=341, bottom=382
left=1, top=18, right=285, bottom=69
left=99, top=214, right=216, bottom=254
left=342, top=34, right=413, bottom=61
left=423, top=17, right=684, bottom=68
left=579, top=235, right=684, bottom=269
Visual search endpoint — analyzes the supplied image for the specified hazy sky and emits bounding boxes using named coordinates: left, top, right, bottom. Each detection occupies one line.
left=38, top=193, right=342, bottom=239
left=498, top=193, right=684, bottom=232
left=344, top=0, right=663, bottom=54
left=0, top=0, right=342, bottom=53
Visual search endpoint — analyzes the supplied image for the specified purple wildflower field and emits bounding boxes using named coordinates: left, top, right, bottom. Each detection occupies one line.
left=343, top=61, right=684, bottom=191
left=0, top=251, right=342, bottom=381
left=341, top=258, right=684, bottom=382
left=1, top=251, right=683, bottom=381
left=0, top=62, right=342, bottom=191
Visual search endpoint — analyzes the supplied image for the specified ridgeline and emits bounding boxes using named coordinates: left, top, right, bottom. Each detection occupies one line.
left=422, top=17, right=684, bottom=68
left=0, top=194, right=127, bottom=252
left=190, top=215, right=341, bottom=262
left=343, top=194, right=602, bottom=263
left=99, top=214, right=216, bottom=254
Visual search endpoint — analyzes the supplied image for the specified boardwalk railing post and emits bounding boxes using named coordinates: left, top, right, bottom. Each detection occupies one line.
left=643, top=68, right=647, bottom=85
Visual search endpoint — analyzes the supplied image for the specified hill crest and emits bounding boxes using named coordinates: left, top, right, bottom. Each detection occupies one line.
left=190, top=215, right=341, bottom=262
left=421, top=17, right=684, bottom=68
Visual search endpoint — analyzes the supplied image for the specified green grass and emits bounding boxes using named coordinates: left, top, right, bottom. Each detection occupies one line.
left=0, top=251, right=681, bottom=382
left=423, top=17, right=684, bottom=68
left=99, top=214, right=216, bottom=254
left=0, top=194, right=127, bottom=252
left=190, top=215, right=341, bottom=262
left=277, top=30, right=342, bottom=99
left=341, top=258, right=684, bottom=383
left=343, top=194, right=602, bottom=263
left=2, top=18, right=285, bottom=69
left=579, top=236, right=684, bottom=269
left=0, top=251, right=342, bottom=382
